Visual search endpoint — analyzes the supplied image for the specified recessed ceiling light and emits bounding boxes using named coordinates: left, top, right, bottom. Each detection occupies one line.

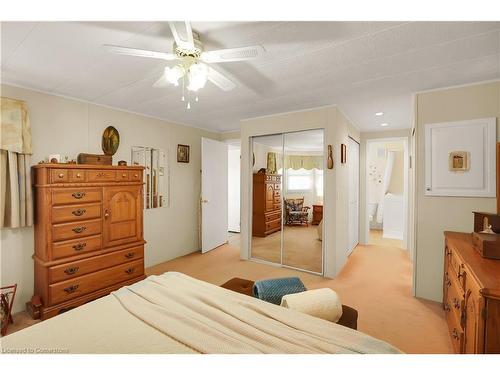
left=375, top=112, right=384, bottom=116
left=380, top=123, right=389, bottom=127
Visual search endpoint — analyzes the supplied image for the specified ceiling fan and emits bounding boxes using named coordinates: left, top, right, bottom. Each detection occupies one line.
left=104, top=21, right=265, bottom=107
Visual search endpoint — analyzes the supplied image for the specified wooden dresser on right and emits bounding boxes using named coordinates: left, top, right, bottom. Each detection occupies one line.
left=443, top=232, right=500, bottom=353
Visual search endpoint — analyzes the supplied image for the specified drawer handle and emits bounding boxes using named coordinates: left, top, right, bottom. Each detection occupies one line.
left=64, top=266, right=79, bottom=275
left=125, top=252, right=135, bottom=259
left=96, top=172, right=108, bottom=178
left=72, top=226, right=86, bottom=233
left=125, top=268, right=135, bottom=275
left=75, top=173, right=82, bottom=178
left=72, top=208, right=86, bottom=216
left=122, top=173, right=127, bottom=178
left=453, top=298, right=461, bottom=309
left=63, top=285, right=79, bottom=294
left=72, top=242, right=87, bottom=251
left=58, top=173, right=65, bottom=178
left=134, top=174, right=138, bottom=178
left=457, top=269, right=464, bottom=279
left=72, top=192, right=86, bottom=199
left=452, top=328, right=460, bottom=340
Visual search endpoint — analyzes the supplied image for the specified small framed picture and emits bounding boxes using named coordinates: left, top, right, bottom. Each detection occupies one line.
left=448, top=151, right=469, bottom=172
left=177, top=144, right=190, bottom=163
left=341, top=143, right=347, bottom=164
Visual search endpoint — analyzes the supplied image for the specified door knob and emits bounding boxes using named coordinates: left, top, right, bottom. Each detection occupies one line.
left=104, top=210, right=110, bottom=219
left=201, top=199, right=209, bottom=204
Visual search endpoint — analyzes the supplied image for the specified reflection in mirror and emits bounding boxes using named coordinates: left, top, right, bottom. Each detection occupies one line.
left=250, top=134, right=283, bottom=264
left=282, top=130, right=324, bottom=273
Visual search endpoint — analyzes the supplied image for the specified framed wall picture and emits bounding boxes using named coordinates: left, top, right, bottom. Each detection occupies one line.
left=425, top=118, right=496, bottom=197
left=341, top=143, right=347, bottom=164
left=177, top=144, right=190, bottom=163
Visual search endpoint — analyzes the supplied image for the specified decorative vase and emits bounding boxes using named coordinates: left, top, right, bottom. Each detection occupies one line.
left=327, top=145, right=334, bottom=169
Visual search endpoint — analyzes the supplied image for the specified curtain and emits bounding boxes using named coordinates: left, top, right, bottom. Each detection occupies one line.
left=376, top=151, right=395, bottom=224
left=267, top=152, right=323, bottom=172
left=1, top=97, right=33, bottom=228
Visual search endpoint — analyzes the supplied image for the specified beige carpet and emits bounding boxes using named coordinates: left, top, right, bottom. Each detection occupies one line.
left=251, top=225, right=322, bottom=273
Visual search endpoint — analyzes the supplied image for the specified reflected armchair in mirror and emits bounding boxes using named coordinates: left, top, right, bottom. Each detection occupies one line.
left=284, top=197, right=310, bottom=226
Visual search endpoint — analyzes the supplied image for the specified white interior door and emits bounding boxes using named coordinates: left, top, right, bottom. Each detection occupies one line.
left=348, top=137, right=360, bottom=254
left=227, top=146, right=241, bottom=232
left=201, top=138, right=228, bottom=253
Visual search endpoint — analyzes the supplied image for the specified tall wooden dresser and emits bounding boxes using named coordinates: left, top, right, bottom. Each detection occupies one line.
left=252, top=173, right=282, bottom=237
left=443, top=232, right=500, bottom=353
left=29, top=164, right=146, bottom=320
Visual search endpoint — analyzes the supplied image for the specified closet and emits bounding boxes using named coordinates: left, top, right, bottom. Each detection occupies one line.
left=250, top=130, right=324, bottom=274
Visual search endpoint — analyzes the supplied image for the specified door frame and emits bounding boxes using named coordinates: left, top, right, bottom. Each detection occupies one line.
left=248, top=129, right=325, bottom=276
left=347, top=136, right=360, bottom=255
left=364, top=137, right=409, bottom=249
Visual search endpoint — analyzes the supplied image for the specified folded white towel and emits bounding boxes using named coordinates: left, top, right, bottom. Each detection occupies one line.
left=280, top=288, right=343, bottom=323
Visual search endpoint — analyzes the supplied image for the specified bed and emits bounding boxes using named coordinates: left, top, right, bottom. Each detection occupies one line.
left=0, top=272, right=400, bottom=354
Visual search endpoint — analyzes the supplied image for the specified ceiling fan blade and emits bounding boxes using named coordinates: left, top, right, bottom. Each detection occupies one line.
left=207, top=66, right=236, bottom=91
left=169, top=21, right=194, bottom=50
left=104, top=45, right=177, bottom=61
left=200, top=45, right=265, bottom=63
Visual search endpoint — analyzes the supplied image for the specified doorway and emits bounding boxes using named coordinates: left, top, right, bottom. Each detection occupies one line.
left=249, top=129, right=325, bottom=275
left=365, top=137, right=408, bottom=249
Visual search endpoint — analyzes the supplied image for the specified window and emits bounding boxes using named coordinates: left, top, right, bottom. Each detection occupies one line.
left=287, top=170, right=313, bottom=191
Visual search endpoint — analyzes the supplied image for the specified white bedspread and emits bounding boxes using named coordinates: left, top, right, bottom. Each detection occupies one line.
left=1, top=272, right=401, bottom=354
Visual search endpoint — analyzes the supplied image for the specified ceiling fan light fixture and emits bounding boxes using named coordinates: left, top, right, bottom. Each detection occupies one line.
left=187, top=63, right=208, bottom=92
left=165, top=65, right=184, bottom=86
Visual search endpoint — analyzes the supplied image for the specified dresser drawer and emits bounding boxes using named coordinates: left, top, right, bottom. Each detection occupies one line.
left=69, top=169, right=86, bottom=182
left=52, top=219, right=101, bottom=242
left=50, top=169, right=70, bottom=183
left=52, top=234, right=102, bottom=260
left=87, top=169, right=115, bottom=182
left=445, top=304, right=464, bottom=354
left=52, top=187, right=102, bottom=205
left=130, top=170, right=142, bottom=181
left=52, top=203, right=101, bottom=224
left=49, top=245, right=144, bottom=283
left=265, top=211, right=281, bottom=222
left=266, top=218, right=281, bottom=231
left=444, top=270, right=464, bottom=325
left=49, top=259, right=144, bottom=305
left=116, top=171, right=130, bottom=181
left=447, top=247, right=465, bottom=291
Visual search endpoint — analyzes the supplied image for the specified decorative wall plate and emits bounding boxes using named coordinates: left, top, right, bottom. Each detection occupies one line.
left=102, top=126, right=120, bottom=156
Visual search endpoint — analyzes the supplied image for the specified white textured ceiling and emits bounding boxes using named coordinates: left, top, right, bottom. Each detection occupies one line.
left=1, top=21, right=499, bottom=133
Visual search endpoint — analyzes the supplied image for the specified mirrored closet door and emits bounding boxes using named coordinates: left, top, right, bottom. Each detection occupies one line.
left=282, top=130, right=324, bottom=273
left=250, top=130, right=324, bottom=274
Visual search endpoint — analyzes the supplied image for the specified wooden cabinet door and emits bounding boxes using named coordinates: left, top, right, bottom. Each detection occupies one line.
left=265, top=184, right=274, bottom=211
left=103, top=185, right=143, bottom=248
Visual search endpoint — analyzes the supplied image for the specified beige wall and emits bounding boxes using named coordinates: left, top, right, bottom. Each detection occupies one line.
left=359, top=129, right=411, bottom=245
left=0, top=84, right=220, bottom=313
left=414, top=81, right=500, bottom=302
left=240, top=106, right=359, bottom=278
